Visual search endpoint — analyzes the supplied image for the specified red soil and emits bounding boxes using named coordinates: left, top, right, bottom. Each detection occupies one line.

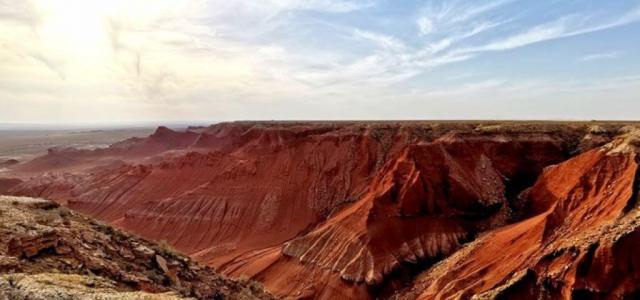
left=396, top=144, right=640, bottom=299
left=3, top=122, right=640, bottom=299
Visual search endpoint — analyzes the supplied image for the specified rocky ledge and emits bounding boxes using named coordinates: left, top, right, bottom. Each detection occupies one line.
left=0, top=195, right=273, bottom=300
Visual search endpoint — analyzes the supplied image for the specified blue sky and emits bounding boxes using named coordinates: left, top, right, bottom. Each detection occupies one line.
left=0, top=0, right=639, bottom=123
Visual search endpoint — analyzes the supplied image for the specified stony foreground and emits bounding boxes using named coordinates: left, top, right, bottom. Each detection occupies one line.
left=0, top=196, right=273, bottom=300
left=2, top=121, right=640, bottom=299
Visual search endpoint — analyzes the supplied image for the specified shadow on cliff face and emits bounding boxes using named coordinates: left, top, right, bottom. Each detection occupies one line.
left=3, top=121, right=640, bottom=299
left=277, top=131, right=572, bottom=299
left=392, top=138, right=640, bottom=299
left=359, top=128, right=640, bottom=299
left=369, top=161, right=564, bottom=299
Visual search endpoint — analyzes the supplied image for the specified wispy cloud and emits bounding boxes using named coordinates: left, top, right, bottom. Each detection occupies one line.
left=352, top=29, right=406, bottom=52
left=319, top=0, right=517, bottom=88
left=417, top=17, right=434, bottom=35
left=408, top=75, right=640, bottom=100
left=460, top=6, right=640, bottom=54
left=1, top=0, right=639, bottom=122
left=415, top=0, right=514, bottom=35
left=0, top=0, right=40, bottom=31
left=578, top=51, right=621, bottom=62
left=446, top=0, right=515, bottom=24
left=27, top=52, right=65, bottom=80
left=291, top=0, right=375, bottom=13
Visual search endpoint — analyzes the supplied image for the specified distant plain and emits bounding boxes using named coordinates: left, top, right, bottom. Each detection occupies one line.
left=0, top=128, right=155, bottom=164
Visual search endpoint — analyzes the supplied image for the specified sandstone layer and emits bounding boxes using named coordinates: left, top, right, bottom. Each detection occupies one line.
left=2, top=121, right=640, bottom=299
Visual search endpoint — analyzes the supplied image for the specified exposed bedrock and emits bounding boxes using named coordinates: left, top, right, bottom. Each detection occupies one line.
left=3, top=122, right=640, bottom=299
left=273, top=133, right=565, bottom=295
left=394, top=130, right=640, bottom=300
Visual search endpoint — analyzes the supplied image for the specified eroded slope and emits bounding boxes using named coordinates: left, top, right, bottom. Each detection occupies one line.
left=394, top=130, right=640, bottom=300
left=1, top=122, right=638, bottom=299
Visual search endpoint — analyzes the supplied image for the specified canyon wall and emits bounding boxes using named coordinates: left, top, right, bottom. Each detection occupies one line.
left=3, top=122, right=640, bottom=299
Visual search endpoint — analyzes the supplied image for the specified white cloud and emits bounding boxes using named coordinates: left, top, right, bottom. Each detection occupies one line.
left=578, top=51, right=620, bottom=62
left=353, top=29, right=406, bottom=52
left=1, top=0, right=639, bottom=122
left=293, top=0, right=375, bottom=13
left=446, top=75, right=640, bottom=96
left=417, top=17, right=434, bottom=35
left=328, top=0, right=514, bottom=88
left=471, top=19, right=568, bottom=51
left=415, top=0, right=513, bottom=35
left=462, top=6, right=640, bottom=54
left=447, top=0, right=515, bottom=24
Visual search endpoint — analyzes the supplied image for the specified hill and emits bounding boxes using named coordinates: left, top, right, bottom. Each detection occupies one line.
left=0, top=196, right=273, bottom=300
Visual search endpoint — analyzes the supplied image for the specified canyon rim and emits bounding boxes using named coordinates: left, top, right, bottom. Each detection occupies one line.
left=2, top=0, right=640, bottom=299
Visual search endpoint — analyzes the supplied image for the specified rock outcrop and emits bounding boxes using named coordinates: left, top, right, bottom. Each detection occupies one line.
left=3, top=122, right=640, bottom=299
left=255, top=132, right=565, bottom=298
left=393, top=129, right=640, bottom=299
left=0, top=195, right=273, bottom=299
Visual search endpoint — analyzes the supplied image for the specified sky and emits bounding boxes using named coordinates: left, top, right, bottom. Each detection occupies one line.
left=0, top=0, right=639, bottom=124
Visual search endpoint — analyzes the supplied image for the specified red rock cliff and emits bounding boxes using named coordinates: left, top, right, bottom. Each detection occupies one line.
left=3, top=122, right=640, bottom=299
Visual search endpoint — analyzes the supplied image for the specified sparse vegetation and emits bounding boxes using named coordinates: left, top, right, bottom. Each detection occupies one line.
left=91, top=219, right=114, bottom=235
left=237, top=274, right=266, bottom=294
left=57, top=208, right=71, bottom=218
left=0, top=196, right=274, bottom=299
left=157, top=240, right=180, bottom=258
left=35, top=213, right=57, bottom=225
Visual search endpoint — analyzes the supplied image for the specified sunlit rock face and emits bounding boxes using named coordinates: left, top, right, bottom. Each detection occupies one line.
left=5, top=122, right=640, bottom=299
